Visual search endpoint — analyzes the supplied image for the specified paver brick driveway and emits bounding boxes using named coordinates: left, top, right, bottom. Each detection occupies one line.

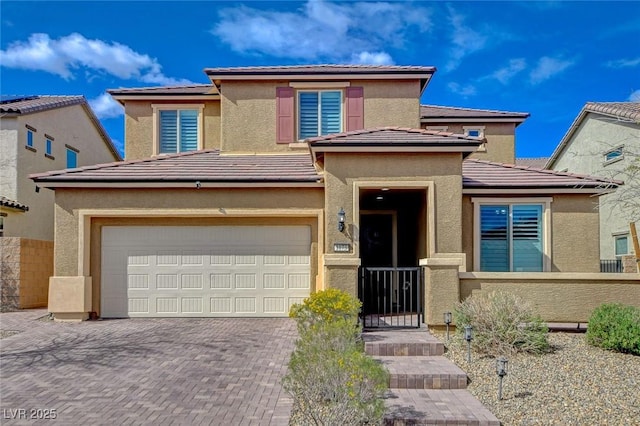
left=0, top=310, right=297, bottom=425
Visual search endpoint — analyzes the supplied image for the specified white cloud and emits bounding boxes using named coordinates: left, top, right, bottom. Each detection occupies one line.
left=447, top=82, right=477, bottom=97
left=0, top=33, right=192, bottom=85
left=350, top=51, right=394, bottom=65
left=489, top=58, right=527, bottom=84
left=606, top=57, right=640, bottom=68
left=211, top=0, right=431, bottom=62
left=89, top=93, right=123, bottom=119
left=529, top=56, right=575, bottom=84
left=630, top=90, right=640, bottom=102
left=445, top=6, right=488, bottom=71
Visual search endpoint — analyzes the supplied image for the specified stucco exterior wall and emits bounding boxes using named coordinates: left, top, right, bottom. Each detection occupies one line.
left=219, top=80, right=421, bottom=153
left=124, top=100, right=221, bottom=160
left=2, top=106, right=118, bottom=241
left=549, top=114, right=639, bottom=260
left=423, top=122, right=516, bottom=164
left=323, top=152, right=463, bottom=257
left=0, top=119, right=19, bottom=199
left=459, top=273, right=640, bottom=323
left=461, top=194, right=600, bottom=273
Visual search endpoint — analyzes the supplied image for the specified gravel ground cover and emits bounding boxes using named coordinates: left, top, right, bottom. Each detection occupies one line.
left=432, top=331, right=640, bottom=425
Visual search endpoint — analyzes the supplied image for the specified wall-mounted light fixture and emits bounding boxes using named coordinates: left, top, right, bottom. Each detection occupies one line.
left=337, top=207, right=346, bottom=232
left=195, top=181, right=201, bottom=189
left=35, top=185, right=40, bottom=193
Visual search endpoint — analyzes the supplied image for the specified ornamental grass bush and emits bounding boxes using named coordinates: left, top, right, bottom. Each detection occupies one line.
left=586, top=303, right=640, bottom=356
left=284, top=290, right=388, bottom=425
left=454, top=290, right=549, bottom=356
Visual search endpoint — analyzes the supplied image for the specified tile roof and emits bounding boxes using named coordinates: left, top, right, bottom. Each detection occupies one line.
left=0, top=196, right=29, bottom=212
left=0, top=95, right=85, bottom=114
left=307, top=127, right=483, bottom=147
left=463, top=159, right=619, bottom=190
left=515, top=157, right=550, bottom=168
left=107, top=84, right=217, bottom=96
left=205, top=64, right=436, bottom=75
left=420, top=104, right=529, bottom=120
left=31, top=150, right=320, bottom=185
left=584, top=102, right=640, bottom=122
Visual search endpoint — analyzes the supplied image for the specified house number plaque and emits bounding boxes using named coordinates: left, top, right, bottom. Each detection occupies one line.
left=333, top=243, right=351, bottom=253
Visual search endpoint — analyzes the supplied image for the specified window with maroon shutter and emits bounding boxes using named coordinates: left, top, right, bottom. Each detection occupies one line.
left=276, top=87, right=294, bottom=143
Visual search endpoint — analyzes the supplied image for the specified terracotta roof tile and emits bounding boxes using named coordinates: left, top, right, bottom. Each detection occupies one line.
left=0, top=95, right=85, bottom=114
left=584, top=102, right=640, bottom=122
left=307, top=127, right=483, bottom=147
left=0, top=196, right=29, bottom=212
left=421, top=104, right=529, bottom=120
left=515, top=157, right=550, bottom=168
left=31, top=150, right=320, bottom=184
left=205, top=64, right=436, bottom=75
left=108, top=84, right=216, bottom=96
left=463, top=159, right=620, bottom=190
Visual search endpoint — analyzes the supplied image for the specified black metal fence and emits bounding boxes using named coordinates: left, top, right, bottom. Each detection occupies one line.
left=358, top=267, right=422, bottom=328
left=600, top=259, right=623, bottom=273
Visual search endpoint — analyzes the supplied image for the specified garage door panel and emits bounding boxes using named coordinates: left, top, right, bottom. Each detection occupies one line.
left=101, top=226, right=311, bottom=318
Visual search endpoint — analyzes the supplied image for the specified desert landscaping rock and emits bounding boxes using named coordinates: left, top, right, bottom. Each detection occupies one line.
left=433, top=331, right=640, bottom=425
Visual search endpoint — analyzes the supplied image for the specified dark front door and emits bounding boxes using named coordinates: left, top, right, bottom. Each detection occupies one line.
left=360, top=214, right=394, bottom=267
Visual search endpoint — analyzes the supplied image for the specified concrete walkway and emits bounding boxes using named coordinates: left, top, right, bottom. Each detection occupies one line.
left=0, top=310, right=295, bottom=425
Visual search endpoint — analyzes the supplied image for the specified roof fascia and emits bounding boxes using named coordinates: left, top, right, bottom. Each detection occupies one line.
left=421, top=117, right=527, bottom=124
left=545, top=108, right=589, bottom=169
left=33, top=181, right=324, bottom=189
left=463, top=187, right=607, bottom=195
left=309, top=144, right=479, bottom=154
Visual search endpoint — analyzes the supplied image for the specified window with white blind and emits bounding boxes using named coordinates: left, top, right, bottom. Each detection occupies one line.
left=473, top=198, right=552, bottom=272
left=298, top=90, right=342, bottom=139
left=153, top=105, right=203, bottom=154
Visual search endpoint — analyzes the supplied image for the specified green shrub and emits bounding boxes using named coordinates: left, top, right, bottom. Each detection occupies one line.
left=586, top=303, right=640, bottom=355
left=284, top=289, right=388, bottom=425
left=289, top=288, right=361, bottom=331
left=454, top=290, right=549, bottom=356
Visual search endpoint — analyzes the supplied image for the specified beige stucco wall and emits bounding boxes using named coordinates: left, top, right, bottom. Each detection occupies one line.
left=461, top=194, right=600, bottom=272
left=459, top=274, right=640, bottom=323
left=52, top=187, right=324, bottom=315
left=219, top=80, right=421, bottom=152
left=423, top=122, right=516, bottom=164
left=549, top=114, right=639, bottom=259
left=124, top=100, right=221, bottom=160
left=323, top=152, right=463, bottom=257
left=0, top=237, right=52, bottom=309
left=1, top=106, right=119, bottom=241
left=0, top=118, right=19, bottom=199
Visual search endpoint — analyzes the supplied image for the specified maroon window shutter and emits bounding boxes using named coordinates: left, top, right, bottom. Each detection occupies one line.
left=276, top=87, right=294, bottom=143
left=346, top=87, right=364, bottom=131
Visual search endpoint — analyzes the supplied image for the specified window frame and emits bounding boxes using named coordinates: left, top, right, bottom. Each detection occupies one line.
left=614, top=234, right=629, bottom=258
left=603, top=146, right=624, bottom=165
left=472, top=197, right=553, bottom=272
left=463, top=126, right=485, bottom=138
left=296, top=89, right=344, bottom=141
left=152, top=104, right=204, bottom=155
left=26, top=129, right=34, bottom=148
left=66, top=145, right=78, bottom=168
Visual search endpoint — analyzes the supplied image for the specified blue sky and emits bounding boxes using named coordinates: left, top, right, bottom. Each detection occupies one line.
left=1, top=1, right=639, bottom=159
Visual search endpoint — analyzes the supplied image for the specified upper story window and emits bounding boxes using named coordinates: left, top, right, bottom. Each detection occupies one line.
left=25, top=125, right=36, bottom=150
left=604, top=146, right=623, bottom=164
left=153, top=104, right=204, bottom=154
left=45, top=134, right=54, bottom=158
left=463, top=126, right=485, bottom=138
left=473, top=198, right=552, bottom=272
left=276, top=85, right=363, bottom=144
left=614, top=234, right=629, bottom=257
left=298, top=90, right=342, bottom=139
left=66, top=145, right=78, bottom=168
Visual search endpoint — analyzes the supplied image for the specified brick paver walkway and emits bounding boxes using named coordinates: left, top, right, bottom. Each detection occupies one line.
left=0, top=311, right=296, bottom=425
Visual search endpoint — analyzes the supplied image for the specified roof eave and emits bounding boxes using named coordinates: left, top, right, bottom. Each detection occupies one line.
left=31, top=180, right=324, bottom=189
left=421, top=117, right=528, bottom=125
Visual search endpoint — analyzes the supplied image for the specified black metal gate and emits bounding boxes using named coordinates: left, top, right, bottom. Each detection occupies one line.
left=358, top=267, right=422, bottom=328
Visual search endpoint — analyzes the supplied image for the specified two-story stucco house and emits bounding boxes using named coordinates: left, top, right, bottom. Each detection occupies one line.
left=546, top=102, right=640, bottom=272
left=30, top=65, right=640, bottom=323
left=1, top=96, right=121, bottom=310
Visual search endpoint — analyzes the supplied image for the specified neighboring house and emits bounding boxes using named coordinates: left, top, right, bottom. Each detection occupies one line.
left=30, top=65, right=640, bottom=323
left=1, top=95, right=121, bottom=310
left=515, top=157, right=549, bottom=168
left=546, top=102, right=640, bottom=271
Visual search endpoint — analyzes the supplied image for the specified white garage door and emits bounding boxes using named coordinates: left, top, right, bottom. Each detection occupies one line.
left=101, top=226, right=311, bottom=318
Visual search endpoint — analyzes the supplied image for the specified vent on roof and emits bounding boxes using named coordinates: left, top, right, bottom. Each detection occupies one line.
left=0, top=95, right=39, bottom=104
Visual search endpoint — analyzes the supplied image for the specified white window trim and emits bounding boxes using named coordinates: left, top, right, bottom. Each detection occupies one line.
left=614, top=234, right=629, bottom=257
left=472, top=197, right=553, bottom=272
left=152, top=104, right=204, bottom=155
left=463, top=126, right=485, bottom=138
left=296, top=89, right=344, bottom=141
left=603, top=145, right=624, bottom=166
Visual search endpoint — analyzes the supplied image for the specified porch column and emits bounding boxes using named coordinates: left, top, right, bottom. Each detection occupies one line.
left=420, top=256, right=464, bottom=328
